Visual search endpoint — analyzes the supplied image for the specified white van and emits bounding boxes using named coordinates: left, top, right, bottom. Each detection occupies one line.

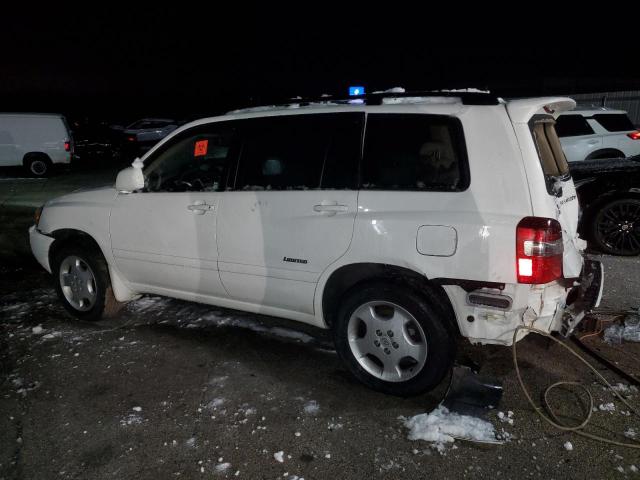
left=0, top=113, right=73, bottom=176
left=29, top=92, right=603, bottom=396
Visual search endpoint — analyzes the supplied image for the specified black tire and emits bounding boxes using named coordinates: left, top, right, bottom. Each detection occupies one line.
left=24, top=154, right=52, bottom=177
left=333, top=281, right=456, bottom=396
left=51, top=240, right=124, bottom=320
left=590, top=197, right=640, bottom=256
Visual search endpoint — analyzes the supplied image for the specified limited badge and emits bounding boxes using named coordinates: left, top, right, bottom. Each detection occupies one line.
left=194, top=139, right=208, bottom=157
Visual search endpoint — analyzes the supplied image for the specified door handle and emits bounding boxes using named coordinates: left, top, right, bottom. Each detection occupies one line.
left=313, top=203, right=348, bottom=216
left=187, top=202, right=214, bottom=215
left=588, top=140, right=599, bottom=145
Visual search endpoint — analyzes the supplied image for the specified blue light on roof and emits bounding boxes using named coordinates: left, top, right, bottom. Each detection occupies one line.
left=349, top=86, right=365, bottom=96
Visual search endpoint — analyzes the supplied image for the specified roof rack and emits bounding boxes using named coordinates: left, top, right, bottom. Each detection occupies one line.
left=230, top=90, right=500, bottom=114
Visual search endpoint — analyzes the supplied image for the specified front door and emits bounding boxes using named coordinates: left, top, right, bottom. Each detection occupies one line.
left=216, top=113, right=364, bottom=315
left=110, top=121, right=238, bottom=298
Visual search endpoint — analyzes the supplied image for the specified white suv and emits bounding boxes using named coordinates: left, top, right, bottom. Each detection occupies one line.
left=556, top=108, right=640, bottom=162
left=29, top=92, right=603, bottom=396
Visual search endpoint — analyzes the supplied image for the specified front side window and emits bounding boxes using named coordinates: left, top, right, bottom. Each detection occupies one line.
left=361, top=114, right=469, bottom=191
left=555, top=115, right=595, bottom=137
left=143, top=123, right=237, bottom=192
left=233, top=113, right=363, bottom=191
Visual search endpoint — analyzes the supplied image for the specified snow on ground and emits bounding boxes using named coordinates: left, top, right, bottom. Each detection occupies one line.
left=610, top=383, right=639, bottom=396
left=303, top=400, right=320, bottom=415
left=403, top=406, right=498, bottom=452
left=273, top=451, right=284, bottom=463
left=564, top=441, right=573, bottom=451
left=598, top=403, right=616, bottom=412
left=214, top=462, right=231, bottom=473
left=497, top=411, right=514, bottom=425
left=120, top=413, right=143, bottom=426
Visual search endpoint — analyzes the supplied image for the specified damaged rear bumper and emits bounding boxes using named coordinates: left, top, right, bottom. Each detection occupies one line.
left=561, top=259, right=604, bottom=337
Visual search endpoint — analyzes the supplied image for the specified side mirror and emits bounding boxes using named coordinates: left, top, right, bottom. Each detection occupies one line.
left=115, top=166, right=145, bottom=193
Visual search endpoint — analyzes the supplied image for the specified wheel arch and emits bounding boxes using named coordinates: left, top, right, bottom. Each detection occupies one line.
left=319, top=262, right=459, bottom=336
left=585, top=148, right=625, bottom=160
left=22, top=151, right=52, bottom=165
left=48, top=228, right=138, bottom=302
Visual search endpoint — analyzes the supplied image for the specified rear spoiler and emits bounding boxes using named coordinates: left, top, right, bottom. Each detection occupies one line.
left=506, top=97, right=576, bottom=124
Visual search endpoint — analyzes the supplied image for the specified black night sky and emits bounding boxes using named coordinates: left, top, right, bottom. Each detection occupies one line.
left=2, top=7, right=639, bottom=121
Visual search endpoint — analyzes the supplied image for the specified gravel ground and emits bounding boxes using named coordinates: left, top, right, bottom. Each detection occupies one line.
left=1, top=260, right=639, bottom=480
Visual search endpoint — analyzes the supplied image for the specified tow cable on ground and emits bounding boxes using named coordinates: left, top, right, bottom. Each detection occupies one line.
left=512, top=325, right=640, bottom=450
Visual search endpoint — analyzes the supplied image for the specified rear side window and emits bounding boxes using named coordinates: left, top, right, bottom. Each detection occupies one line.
left=531, top=117, right=570, bottom=186
left=233, top=113, right=363, bottom=190
left=593, top=114, right=635, bottom=132
left=361, top=114, right=469, bottom=191
left=555, top=115, right=594, bottom=137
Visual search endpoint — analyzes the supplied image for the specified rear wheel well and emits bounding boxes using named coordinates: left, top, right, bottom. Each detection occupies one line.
left=585, top=148, right=625, bottom=160
left=321, top=263, right=459, bottom=336
left=49, top=229, right=105, bottom=268
left=23, top=151, right=52, bottom=165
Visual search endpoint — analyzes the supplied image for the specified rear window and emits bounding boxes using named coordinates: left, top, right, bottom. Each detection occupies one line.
left=531, top=117, right=570, bottom=187
left=593, top=114, right=635, bottom=132
left=555, top=114, right=594, bottom=137
left=361, top=114, right=469, bottom=191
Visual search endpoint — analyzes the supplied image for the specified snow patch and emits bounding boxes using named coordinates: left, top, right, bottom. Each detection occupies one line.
left=120, top=413, right=143, bottom=426
left=274, top=451, right=284, bottom=463
left=403, top=406, right=498, bottom=450
left=32, top=325, right=44, bottom=334
left=207, top=398, right=225, bottom=409
left=215, top=462, right=231, bottom=473
left=564, top=441, right=573, bottom=451
left=598, top=403, right=616, bottom=412
left=497, top=411, right=514, bottom=425
left=303, top=400, right=320, bottom=415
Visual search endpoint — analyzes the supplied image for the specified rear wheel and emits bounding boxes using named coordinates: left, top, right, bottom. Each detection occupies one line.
left=333, top=282, right=455, bottom=396
left=590, top=198, right=640, bottom=256
left=24, top=154, right=52, bottom=177
left=52, top=242, right=124, bottom=320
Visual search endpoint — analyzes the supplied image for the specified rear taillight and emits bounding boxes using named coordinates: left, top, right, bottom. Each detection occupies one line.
left=516, top=217, right=563, bottom=284
left=127, top=135, right=136, bottom=142
left=64, top=141, right=71, bottom=152
left=627, top=131, right=640, bottom=140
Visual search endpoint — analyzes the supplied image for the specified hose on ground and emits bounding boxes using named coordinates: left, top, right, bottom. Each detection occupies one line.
left=512, top=325, right=640, bottom=449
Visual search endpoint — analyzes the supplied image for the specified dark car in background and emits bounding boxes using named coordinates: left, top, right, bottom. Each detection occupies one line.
left=571, top=155, right=640, bottom=255
left=118, top=118, right=180, bottom=159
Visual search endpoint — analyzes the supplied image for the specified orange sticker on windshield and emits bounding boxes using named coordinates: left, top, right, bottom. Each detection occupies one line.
left=194, top=139, right=208, bottom=157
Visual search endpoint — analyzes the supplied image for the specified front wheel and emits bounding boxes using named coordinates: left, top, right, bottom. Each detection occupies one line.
left=590, top=198, right=640, bottom=256
left=52, top=242, right=124, bottom=320
left=333, top=282, right=455, bottom=396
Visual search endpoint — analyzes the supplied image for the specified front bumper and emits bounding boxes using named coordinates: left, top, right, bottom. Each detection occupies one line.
left=561, top=259, right=604, bottom=336
left=29, top=225, right=55, bottom=273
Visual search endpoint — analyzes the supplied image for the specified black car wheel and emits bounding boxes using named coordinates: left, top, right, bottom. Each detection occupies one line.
left=591, top=198, right=640, bottom=256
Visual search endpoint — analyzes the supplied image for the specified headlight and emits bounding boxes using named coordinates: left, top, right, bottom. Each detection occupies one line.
left=34, top=206, right=43, bottom=227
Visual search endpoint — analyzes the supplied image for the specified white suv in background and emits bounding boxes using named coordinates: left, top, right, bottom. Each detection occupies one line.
left=29, top=92, right=603, bottom=396
left=555, top=108, right=640, bottom=162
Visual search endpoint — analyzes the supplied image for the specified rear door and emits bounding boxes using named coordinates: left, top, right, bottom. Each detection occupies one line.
left=216, top=112, right=363, bottom=316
